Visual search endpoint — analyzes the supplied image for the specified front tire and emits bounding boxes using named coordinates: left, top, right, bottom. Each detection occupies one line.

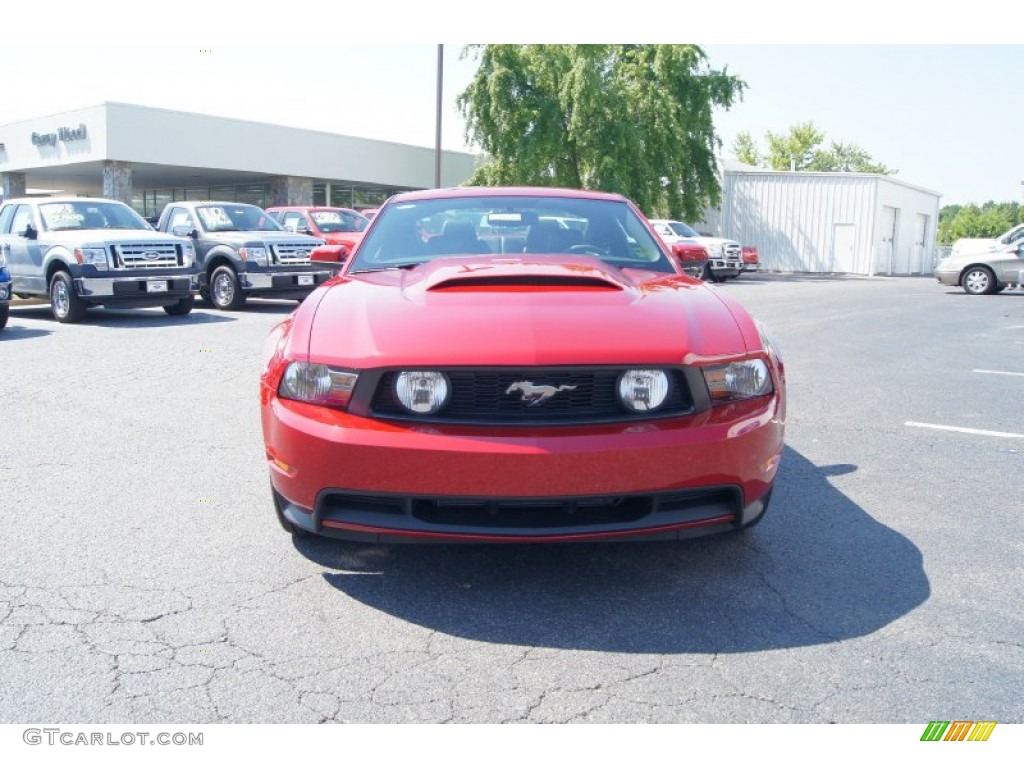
left=163, top=295, right=195, bottom=316
left=0, top=304, right=8, bottom=330
left=49, top=271, right=87, bottom=323
left=209, top=265, right=246, bottom=310
left=962, top=266, right=996, bottom=295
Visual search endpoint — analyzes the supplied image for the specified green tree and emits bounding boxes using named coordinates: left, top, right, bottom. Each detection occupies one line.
left=734, top=122, right=895, bottom=174
left=936, top=202, right=1021, bottom=243
left=733, top=131, right=761, bottom=166
left=765, top=121, right=824, bottom=170
left=458, top=44, right=745, bottom=220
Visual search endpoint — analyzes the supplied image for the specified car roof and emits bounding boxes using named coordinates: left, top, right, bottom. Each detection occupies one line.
left=388, top=186, right=630, bottom=204
left=2, top=197, right=130, bottom=206
left=266, top=206, right=362, bottom=213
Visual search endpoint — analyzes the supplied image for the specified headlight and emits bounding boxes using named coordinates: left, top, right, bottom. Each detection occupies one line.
left=183, top=244, right=196, bottom=268
left=395, top=371, right=450, bottom=414
left=617, top=369, right=670, bottom=412
left=279, top=362, right=358, bottom=408
left=707, top=243, right=725, bottom=257
left=76, top=247, right=109, bottom=271
left=703, top=360, right=773, bottom=403
left=239, top=246, right=269, bottom=266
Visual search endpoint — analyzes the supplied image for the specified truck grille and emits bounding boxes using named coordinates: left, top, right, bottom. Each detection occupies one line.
left=113, top=243, right=181, bottom=269
left=370, top=367, right=694, bottom=424
left=724, top=244, right=742, bottom=264
left=272, top=242, right=315, bottom=265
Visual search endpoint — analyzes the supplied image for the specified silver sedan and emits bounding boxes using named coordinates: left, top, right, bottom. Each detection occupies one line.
left=935, top=243, right=1024, bottom=295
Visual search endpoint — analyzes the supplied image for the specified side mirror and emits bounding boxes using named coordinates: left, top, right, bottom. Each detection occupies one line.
left=20, top=224, right=38, bottom=240
left=172, top=225, right=196, bottom=238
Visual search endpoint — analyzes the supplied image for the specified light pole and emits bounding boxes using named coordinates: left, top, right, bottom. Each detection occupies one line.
left=434, top=45, right=443, bottom=189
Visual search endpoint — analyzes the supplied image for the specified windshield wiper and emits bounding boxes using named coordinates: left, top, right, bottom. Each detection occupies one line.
left=350, top=263, right=422, bottom=273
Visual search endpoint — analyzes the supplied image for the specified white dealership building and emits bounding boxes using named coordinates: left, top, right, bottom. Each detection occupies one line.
left=0, top=102, right=480, bottom=217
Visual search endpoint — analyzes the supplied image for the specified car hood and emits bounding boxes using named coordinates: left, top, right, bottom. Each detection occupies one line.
left=322, top=232, right=364, bottom=247
left=308, top=256, right=753, bottom=367
left=41, top=229, right=189, bottom=246
left=951, top=237, right=997, bottom=256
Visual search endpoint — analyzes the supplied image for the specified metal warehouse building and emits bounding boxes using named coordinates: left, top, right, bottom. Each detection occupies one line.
left=0, top=102, right=480, bottom=216
left=707, top=163, right=942, bottom=276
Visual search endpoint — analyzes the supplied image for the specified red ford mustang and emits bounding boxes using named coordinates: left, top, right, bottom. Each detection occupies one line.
left=260, top=187, right=786, bottom=543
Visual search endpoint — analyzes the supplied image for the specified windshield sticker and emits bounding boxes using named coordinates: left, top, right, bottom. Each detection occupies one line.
left=198, top=207, right=233, bottom=228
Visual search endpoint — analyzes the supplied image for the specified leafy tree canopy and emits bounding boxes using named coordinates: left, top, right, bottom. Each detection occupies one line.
left=733, top=122, right=896, bottom=174
left=457, top=44, right=745, bottom=221
left=937, top=201, right=1021, bottom=244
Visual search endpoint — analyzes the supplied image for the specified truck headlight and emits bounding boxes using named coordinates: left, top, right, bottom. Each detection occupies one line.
left=76, top=247, right=109, bottom=271
left=239, top=246, right=269, bottom=266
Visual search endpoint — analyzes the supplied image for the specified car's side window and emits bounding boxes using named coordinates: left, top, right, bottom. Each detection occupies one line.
left=10, top=205, right=36, bottom=236
left=0, top=204, right=15, bottom=234
left=168, top=208, right=194, bottom=229
left=282, top=212, right=305, bottom=232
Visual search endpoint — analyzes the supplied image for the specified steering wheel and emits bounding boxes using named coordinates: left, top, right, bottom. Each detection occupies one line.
left=568, top=244, right=610, bottom=257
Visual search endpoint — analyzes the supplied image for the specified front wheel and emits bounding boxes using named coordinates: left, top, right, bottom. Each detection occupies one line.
left=49, top=271, right=87, bottom=323
left=163, top=295, right=195, bottom=316
left=962, top=266, right=996, bottom=295
left=209, top=265, right=247, bottom=310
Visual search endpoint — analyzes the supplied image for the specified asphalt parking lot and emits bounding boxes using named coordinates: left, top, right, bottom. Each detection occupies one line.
left=1, top=275, right=1021, bottom=724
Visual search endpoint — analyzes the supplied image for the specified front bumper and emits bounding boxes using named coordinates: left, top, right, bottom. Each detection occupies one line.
left=241, top=268, right=333, bottom=292
left=75, top=269, right=198, bottom=305
left=935, top=270, right=960, bottom=287
left=709, top=259, right=742, bottom=276
left=263, top=394, right=784, bottom=543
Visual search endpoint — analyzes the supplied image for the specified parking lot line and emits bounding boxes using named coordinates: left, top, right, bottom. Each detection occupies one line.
left=905, top=421, right=1024, bottom=439
left=973, top=369, right=1024, bottom=377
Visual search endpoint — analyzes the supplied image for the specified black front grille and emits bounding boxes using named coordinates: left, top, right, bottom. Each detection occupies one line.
left=316, top=487, right=740, bottom=532
left=370, top=368, right=693, bottom=424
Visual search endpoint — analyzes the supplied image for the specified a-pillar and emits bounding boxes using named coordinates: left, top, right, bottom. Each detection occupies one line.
left=270, top=176, right=313, bottom=206
left=102, top=161, right=133, bottom=205
left=2, top=172, right=27, bottom=199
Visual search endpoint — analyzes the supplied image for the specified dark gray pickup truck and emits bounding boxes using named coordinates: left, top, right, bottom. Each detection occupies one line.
left=155, top=201, right=331, bottom=309
left=0, top=197, right=199, bottom=323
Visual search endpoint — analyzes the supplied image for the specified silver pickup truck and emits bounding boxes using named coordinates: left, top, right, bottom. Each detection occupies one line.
left=0, top=197, right=199, bottom=323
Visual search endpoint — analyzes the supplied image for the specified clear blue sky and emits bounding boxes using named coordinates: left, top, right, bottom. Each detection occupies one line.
left=3, top=10, right=1019, bottom=208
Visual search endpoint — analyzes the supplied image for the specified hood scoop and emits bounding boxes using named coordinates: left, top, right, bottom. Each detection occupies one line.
left=428, top=274, right=623, bottom=292
left=418, top=257, right=629, bottom=293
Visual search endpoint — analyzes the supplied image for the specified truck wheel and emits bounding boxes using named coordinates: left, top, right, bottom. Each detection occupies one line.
left=0, top=304, right=8, bottom=330
left=163, top=296, right=195, bottom=316
left=701, top=264, right=713, bottom=282
left=209, top=266, right=246, bottom=310
left=49, top=271, right=87, bottom=323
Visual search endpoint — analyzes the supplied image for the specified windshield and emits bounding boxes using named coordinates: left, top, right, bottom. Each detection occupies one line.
left=667, top=221, right=700, bottom=238
left=39, top=201, right=152, bottom=231
left=197, top=204, right=282, bottom=232
left=310, top=209, right=368, bottom=233
left=348, top=195, right=674, bottom=274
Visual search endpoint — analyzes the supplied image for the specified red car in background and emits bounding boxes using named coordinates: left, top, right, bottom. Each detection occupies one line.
left=266, top=206, right=369, bottom=266
left=668, top=240, right=709, bottom=278
left=260, top=187, right=786, bottom=544
left=741, top=245, right=760, bottom=275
